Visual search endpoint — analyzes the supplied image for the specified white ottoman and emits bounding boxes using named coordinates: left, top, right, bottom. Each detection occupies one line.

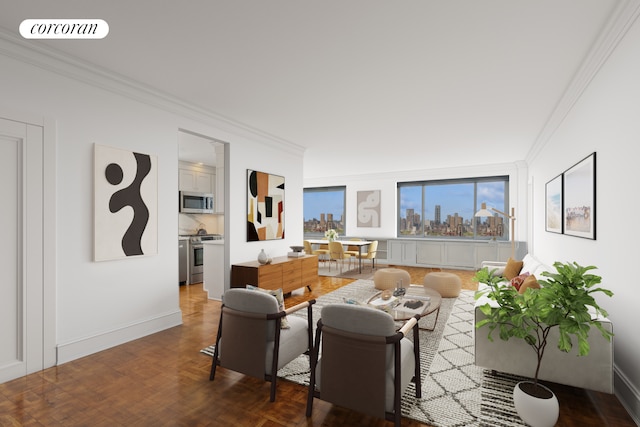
left=373, top=268, right=411, bottom=290
left=423, top=272, right=462, bottom=297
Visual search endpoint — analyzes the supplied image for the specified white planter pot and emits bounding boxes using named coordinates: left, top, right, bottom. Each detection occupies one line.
left=513, top=381, right=559, bottom=427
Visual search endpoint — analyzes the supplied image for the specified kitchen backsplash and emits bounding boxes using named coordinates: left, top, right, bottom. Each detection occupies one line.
left=179, top=213, right=223, bottom=236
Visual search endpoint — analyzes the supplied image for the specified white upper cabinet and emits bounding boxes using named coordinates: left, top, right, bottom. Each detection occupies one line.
left=179, top=161, right=214, bottom=194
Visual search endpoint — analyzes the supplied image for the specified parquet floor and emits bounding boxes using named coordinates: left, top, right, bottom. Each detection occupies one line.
left=0, top=266, right=634, bottom=426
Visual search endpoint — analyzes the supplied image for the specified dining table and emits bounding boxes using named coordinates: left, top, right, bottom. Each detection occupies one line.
left=307, top=239, right=372, bottom=273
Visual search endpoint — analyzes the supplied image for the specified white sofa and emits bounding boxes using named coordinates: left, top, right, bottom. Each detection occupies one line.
left=474, top=254, right=614, bottom=393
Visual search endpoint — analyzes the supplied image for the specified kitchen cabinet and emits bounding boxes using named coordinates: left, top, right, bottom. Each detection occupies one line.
left=203, top=240, right=224, bottom=300
left=231, top=255, right=318, bottom=295
left=179, top=161, right=214, bottom=194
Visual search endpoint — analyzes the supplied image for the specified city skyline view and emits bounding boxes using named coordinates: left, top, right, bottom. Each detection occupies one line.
left=399, top=180, right=507, bottom=237
left=304, top=179, right=508, bottom=238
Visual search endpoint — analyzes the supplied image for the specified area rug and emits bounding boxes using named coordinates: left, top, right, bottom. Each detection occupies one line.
left=201, top=280, right=528, bottom=427
left=316, top=263, right=382, bottom=280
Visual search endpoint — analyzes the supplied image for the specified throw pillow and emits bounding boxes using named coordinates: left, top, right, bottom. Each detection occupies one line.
left=510, top=272, right=530, bottom=291
left=503, top=257, right=524, bottom=280
left=245, top=285, right=290, bottom=329
left=518, top=275, right=540, bottom=294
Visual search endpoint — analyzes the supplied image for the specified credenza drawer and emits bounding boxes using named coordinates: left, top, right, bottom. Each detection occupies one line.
left=231, top=255, right=318, bottom=296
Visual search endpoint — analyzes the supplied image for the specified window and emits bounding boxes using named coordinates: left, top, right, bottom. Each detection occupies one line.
left=398, top=176, right=509, bottom=240
left=304, top=186, right=346, bottom=236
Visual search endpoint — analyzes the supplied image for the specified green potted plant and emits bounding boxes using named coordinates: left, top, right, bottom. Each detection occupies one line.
left=474, top=261, right=614, bottom=427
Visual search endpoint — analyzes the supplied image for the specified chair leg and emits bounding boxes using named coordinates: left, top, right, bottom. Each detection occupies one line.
left=413, top=322, right=422, bottom=398
left=269, top=376, right=277, bottom=402
left=209, top=354, right=218, bottom=380
left=306, top=325, right=322, bottom=417
left=210, top=310, right=224, bottom=380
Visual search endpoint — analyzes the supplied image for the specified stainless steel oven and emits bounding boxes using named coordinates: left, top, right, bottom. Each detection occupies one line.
left=188, top=234, right=222, bottom=283
left=190, top=242, right=204, bottom=283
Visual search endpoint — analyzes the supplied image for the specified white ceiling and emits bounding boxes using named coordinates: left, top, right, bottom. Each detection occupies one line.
left=0, top=1, right=627, bottom=178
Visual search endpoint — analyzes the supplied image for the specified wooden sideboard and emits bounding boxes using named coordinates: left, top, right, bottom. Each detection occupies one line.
left=231, top=255, right=318, bottom=294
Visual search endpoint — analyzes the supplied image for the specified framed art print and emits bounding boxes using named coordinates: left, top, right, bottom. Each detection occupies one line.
left=357, top=190, right=381, bottom=227
left=545, top=174, right=563, bottom=234
left=94, top=144, right=158, bottom=261
left=563, top=152, right=596, bottom=239
left=247, top=169, right=285, bottom=241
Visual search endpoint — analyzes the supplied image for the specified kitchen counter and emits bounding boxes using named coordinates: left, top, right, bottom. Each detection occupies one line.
left=202, top=240, right=224, bottom=300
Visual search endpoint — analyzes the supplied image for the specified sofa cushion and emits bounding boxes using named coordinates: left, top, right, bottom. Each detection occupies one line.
left=518, top=274, right=540, bottom=294
left=503, top=257, right=524, bottom=280
left=510, top=272, right=530, bottom=291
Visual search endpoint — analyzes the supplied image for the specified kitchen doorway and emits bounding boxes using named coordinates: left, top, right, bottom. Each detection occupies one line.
left=178, top=129, right=229, bottom=293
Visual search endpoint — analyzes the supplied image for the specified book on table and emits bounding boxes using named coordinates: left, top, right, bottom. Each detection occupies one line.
left=368, top=294, right=431, bottom=315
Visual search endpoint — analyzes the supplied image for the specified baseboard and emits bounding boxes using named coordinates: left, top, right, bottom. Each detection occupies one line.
left=614, top=365, right=640, bottom=425
left=56, top=310, right=183, bottom=364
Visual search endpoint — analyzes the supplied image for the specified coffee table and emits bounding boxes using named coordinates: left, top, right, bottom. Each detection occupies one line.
left=368, top=284, right=442, bottom=331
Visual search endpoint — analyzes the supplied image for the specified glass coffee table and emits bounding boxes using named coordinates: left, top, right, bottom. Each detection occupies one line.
left=368, top=284, right=442, bottom=331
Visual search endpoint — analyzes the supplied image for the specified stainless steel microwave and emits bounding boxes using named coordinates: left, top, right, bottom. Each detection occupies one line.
left=179, top=191, right=214, bottom=214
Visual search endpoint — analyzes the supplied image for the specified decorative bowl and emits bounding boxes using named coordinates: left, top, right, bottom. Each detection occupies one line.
left=290, top=245, right=304, bottom=253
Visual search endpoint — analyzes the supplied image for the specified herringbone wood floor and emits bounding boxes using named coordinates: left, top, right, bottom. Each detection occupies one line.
left=0, top=266, right=634, bottom=426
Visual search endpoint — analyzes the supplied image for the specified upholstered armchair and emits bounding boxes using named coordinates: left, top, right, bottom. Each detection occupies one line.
left=209, top=288, right=316, bottom=401
left=306, top=304, right=421, bottom=426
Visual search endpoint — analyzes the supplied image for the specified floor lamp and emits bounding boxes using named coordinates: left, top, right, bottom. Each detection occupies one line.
left=475, top=203, right=516, bottom=259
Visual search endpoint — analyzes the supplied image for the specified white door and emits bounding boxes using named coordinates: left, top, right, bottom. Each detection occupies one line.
left=0, top=117, right=45, bottom=383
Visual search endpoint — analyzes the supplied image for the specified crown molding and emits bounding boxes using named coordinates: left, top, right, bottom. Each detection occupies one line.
left=0, top=27, right=306, bottom=156
left=526, top=0, right=640, bottom=164
left=304, top=160, right=523, bottom=187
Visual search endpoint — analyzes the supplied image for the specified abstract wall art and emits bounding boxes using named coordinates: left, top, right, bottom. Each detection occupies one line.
left=357, top=190, right=381, bottom=227
left=247, top=169, right=285, bottom=241
left=94, top=144, right=157, bottom=261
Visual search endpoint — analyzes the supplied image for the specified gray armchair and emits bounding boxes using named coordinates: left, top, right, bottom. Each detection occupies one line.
left=306, top=304, right=421, bottom=426
left=209, top=288, right=316, bottom=401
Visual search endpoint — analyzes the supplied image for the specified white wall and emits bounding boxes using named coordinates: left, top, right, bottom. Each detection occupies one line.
left=527, top=16, right=640, bottom=421
left=228, top=144, right=304, bottom=266
left=0, top=37, right=304, bottom=363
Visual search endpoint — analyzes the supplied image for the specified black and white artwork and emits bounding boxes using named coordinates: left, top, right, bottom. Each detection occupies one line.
left=94, top=144, right=157, bottom=261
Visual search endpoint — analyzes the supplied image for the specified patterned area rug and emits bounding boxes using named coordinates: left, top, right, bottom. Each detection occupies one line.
left=202, top=279, right=528, bottom=427
left=316, top=263, right=382, bottom=280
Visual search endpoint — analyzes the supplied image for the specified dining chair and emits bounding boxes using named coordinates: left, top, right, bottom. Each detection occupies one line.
left=356, top=240, right=378, bottom=271
left=328, top=241, right=352, bottom=273
left=344, top=238, right=362, bottom=257
left=304, top=240, right=329, bottom=265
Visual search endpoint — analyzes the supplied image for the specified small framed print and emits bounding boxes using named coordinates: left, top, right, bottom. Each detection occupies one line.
left=545, top=174, right=563, bottom=234
left=563, top=152, right=596, bottom=240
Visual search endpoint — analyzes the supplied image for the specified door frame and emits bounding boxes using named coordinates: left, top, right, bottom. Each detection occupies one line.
left=1, top=108, right=57, bottom=376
